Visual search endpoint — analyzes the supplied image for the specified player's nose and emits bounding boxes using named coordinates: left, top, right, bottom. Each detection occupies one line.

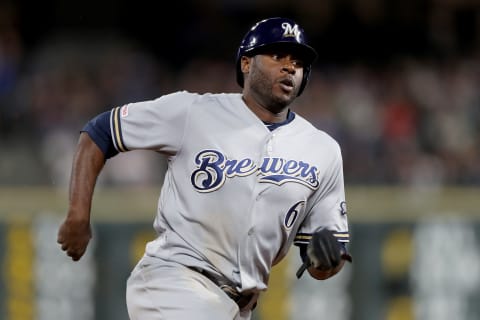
left=280, top=58, right=297, bottom=74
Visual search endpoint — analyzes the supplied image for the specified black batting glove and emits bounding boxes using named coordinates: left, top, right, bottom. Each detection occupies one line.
left=296, top=228, right=352, bottom=278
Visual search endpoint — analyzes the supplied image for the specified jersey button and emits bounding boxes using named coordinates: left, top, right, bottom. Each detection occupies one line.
left=248, top=228, right=254, bottom=236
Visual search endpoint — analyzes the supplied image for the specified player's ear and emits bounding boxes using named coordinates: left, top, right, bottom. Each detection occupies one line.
left=240, top=56, right=251, bottom=74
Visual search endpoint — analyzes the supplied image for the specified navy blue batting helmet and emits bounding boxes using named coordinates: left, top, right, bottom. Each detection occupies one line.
left=236, top=17, right=318, bottom=96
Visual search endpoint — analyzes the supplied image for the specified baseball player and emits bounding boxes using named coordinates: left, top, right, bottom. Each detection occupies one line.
left=57, top=17, right=352, bottom=320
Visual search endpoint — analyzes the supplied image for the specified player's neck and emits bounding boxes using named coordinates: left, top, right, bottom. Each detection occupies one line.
left=242, top=94, right=289, bottom=123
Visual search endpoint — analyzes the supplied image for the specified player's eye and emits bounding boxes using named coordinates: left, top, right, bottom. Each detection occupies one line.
left=270, top=53, right=283, bottom=60
left=290, top=59, right=304, bottom=68
left=270, top=53, right=304, bottom=68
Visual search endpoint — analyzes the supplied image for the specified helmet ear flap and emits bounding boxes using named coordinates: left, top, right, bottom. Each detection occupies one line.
left=298, top=64, right=311, bottom=96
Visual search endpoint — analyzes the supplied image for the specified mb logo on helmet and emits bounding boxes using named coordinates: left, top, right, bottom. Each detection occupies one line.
left=281, top=22, right=300, bottom=40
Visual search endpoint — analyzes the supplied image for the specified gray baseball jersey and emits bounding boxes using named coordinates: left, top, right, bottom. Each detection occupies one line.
left=110, top=91, right=350, bottom=293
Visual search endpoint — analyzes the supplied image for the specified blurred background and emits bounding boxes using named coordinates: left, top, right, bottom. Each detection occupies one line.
left=0, top=0, right=479, bottom=319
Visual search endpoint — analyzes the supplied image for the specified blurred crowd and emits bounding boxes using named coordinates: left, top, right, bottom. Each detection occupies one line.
left=301, top=57, right=480, bottom=186
left=0, top=4, right=479, bottom=188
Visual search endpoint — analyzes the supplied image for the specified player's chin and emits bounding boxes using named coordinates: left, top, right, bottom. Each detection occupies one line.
left=273, top=87, right=297, bottom=104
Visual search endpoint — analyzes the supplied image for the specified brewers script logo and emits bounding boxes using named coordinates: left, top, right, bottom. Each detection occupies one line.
left=191, top=149, right=319, bottom=192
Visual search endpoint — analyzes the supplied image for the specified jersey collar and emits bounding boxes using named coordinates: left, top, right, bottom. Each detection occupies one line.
left=263, top=110, right=296, bottom=131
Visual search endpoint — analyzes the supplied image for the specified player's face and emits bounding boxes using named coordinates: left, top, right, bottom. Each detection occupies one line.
left=244, top=51, right=304, bottom=112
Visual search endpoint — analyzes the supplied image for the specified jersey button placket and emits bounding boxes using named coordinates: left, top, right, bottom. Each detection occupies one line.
left=266, top=133, right=275, bottom=156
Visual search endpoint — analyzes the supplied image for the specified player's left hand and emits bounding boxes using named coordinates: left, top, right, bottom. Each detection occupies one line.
left=57, top=216, right=92, bottom=261
left=307, top=228, right=351, bottom=271
left=296, top=228, right=352, bottom=279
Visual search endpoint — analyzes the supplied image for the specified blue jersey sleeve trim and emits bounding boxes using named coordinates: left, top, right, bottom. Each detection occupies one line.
left=81, top=111, right=118, bottom=159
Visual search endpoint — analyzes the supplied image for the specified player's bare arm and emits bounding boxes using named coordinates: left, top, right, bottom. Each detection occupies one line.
left=308, top=259, right=346, bottom=280
left=57, top=132, right=105, bottom=261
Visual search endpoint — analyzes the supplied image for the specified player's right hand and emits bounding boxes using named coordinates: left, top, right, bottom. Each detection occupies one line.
left=57, top=215, right=92, bottom=261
